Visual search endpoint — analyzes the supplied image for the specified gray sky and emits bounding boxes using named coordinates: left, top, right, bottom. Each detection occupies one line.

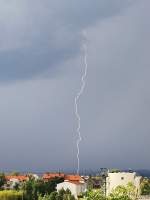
left=0, top=0, right=150, bottom=172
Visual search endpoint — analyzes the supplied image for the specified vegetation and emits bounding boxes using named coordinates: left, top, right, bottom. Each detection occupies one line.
left=0, top=190, right=23, bottom=200
left=22, top=177, right=64, bottom=200
left=0, top=173, right=66, bottom=200
left=87, top=176, right=102, bottom=190
left=110, top=169, right=121, bottom=173
left=0, top=173, right=6, bottom=189
left=84, top=189, right=105, bottom=200
left=140, top=178, right=150, bottom=195
left=38, top=189, right=75, bottom=200
left=108, top=183, right=137, bottom=200
left=0, top=171, right=148, bottom=200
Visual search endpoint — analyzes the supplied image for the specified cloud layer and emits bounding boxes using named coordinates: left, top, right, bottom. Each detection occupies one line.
left=0, top=0, right=149, bottom=171
left=0, top=0, right=131, bottom=81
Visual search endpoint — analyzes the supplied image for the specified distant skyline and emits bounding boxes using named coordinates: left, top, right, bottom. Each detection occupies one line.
left=0, top=0, right=150, bottom=172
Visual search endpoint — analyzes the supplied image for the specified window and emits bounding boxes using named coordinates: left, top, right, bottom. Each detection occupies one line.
left=121, top=177, right=124, bottom=180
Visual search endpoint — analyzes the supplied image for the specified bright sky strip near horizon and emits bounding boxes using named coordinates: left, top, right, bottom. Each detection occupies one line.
left=0, top=0, right=150, bottom=172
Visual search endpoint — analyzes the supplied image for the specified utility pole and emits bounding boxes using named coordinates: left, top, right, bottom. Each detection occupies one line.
left=99, top=168, right=108, bottom=197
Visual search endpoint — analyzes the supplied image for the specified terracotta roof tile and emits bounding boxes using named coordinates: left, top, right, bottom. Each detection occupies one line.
left=43, top=173, right=65, bottom=180
left=64, top=175, right=83, bottom=182
left=5, top=176, right=28, bottom=181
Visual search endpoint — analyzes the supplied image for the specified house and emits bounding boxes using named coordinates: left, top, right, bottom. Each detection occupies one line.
left=43, top=173, right=65, bottom=181
left=32, top=174, right=39, bottom=180
left=106, top=172, right=142, bottom=196
left=5, top=175, right=28, bottom=189
left=56, top=175, right=87, bottom=199
left=5, top=175, right=28, bottom=182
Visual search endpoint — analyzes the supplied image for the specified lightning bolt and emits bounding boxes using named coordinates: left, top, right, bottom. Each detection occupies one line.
left=74, top=31, right=88, bottom=175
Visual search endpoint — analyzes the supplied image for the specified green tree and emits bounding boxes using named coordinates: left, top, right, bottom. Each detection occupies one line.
left=56, top=189, right=65, bottom=200
left=38, top=190, right=76, bottom=200
left=49, top=191, right=58, bottom=200
left=84, top=189, right=105, bottom=200
left=22, top=178, right=34, bottom=200
left=69, top=195, right=75, bottom=200
left=126, top=182, right=136, bottom=199
left=63, top=193, right=75, bottom=200
left=23, top=177, right=64, bottom=200
left=0, top=173, right=6, bottom=189
left=110, top=169, right=120, bottom=173
left=87, top=177, right=94, bottom=190
left=109, top=185, right=131, bottom=200
left=53, top=189, right=76, bottom=200
left=141, top=178, right=150, bottom=195
left=108, top=183, right=136, bottom=200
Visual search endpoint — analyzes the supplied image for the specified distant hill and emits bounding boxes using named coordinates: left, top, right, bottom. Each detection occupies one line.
left=135, top=170, right=150, bottom=178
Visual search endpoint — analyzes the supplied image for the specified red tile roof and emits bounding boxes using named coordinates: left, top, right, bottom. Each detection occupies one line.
left=5, top=176, right=28, bottom=181
left=42, top=173, right=84, bottom=184
left=64, top=175, right=84, bottom=184
left=64, top=175, right=82, bottom=181
left=43, top=173, right=65, bottom=180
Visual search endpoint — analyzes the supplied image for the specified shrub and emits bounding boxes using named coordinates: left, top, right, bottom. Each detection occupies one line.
left=0, top=190, right=23, bottom=200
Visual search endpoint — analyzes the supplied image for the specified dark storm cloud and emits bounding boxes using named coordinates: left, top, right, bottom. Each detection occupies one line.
left=79, top=0, right=150, bottom=170
left=0, top=0, right=150, bottom=171
left=0, top=43, right=79, bottom=81
left=0, top=0, right=131, bottom=81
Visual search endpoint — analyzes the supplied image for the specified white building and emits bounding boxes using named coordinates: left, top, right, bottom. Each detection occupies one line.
left=106, top=172, right=142, bottom=196
left=56, top=175, right=87, bottom=199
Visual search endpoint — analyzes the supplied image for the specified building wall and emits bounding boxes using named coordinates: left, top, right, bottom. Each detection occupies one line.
left=138, top=195, right=150, bottom=200
left=106, top=172, right=142, bottom=196
left=57, top=181, right=87, bottom=199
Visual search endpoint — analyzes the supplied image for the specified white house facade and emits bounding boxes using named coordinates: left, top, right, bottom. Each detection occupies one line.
left=106, top=172, right=142, bottom=196
left=57, top=180, right=87, bottom=199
